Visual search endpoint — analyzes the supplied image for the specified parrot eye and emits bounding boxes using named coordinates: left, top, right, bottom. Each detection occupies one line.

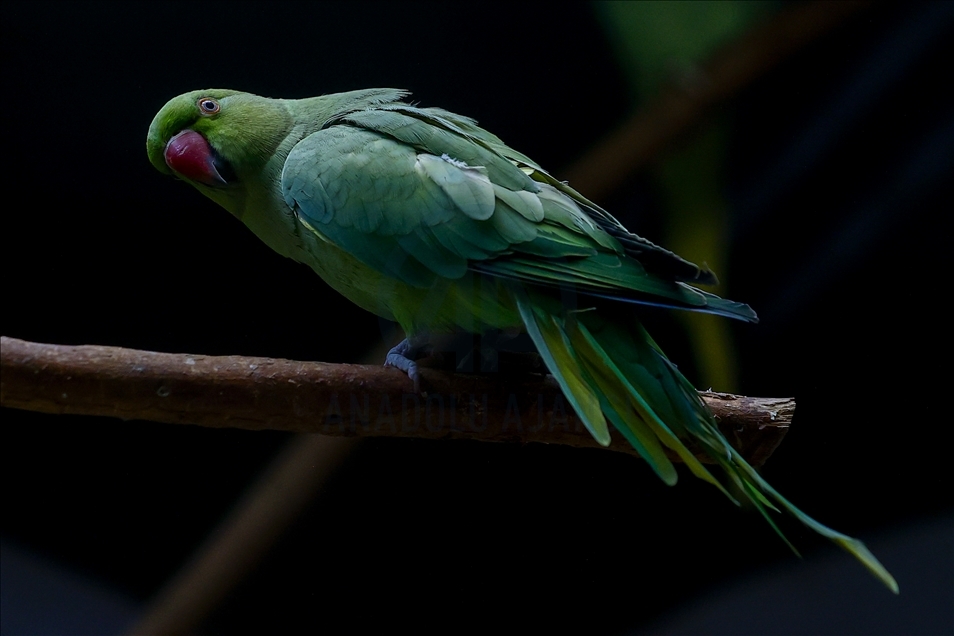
left=197, top=98, right=221, bottom=115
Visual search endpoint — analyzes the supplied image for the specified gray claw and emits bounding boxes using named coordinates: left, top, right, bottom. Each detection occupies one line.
left=384, top=337, right=427, bottom=392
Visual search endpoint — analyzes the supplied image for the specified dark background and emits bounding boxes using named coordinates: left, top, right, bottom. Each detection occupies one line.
left=2, top=2, right=951, bottom=634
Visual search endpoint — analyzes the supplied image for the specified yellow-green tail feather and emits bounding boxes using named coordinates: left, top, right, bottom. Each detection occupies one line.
left=513, top=288, right=898, bottom=593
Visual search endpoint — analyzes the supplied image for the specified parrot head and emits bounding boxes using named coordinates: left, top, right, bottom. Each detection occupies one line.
left=146, top=89, right=292, bottom=216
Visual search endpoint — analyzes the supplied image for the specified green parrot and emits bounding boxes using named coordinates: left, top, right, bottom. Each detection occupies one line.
left=147, top=88, right=897, bottom=592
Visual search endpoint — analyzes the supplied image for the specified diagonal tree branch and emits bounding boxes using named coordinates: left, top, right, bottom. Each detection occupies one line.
left=0, top=336, right=790, bottom=466
left=564, top=0, right=871, bottom=199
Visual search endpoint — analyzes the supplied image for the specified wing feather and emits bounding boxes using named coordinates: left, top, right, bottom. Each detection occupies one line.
left=281, top=93, right=756, bottom=321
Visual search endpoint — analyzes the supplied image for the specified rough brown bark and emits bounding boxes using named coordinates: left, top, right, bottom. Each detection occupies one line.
left=1, top=336, right=790, bottom=465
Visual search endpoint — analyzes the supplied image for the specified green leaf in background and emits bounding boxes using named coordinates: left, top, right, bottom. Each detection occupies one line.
left=595, top=1, right=777, bottom=391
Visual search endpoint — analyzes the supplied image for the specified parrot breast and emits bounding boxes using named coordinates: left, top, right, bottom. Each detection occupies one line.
left=163, top=130, right=230, bottom=187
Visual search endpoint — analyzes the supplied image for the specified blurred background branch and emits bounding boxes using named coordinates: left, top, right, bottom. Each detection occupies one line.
left=567, top=0, right=869, bottom=199
left=582, top=0, right=870, bottom=394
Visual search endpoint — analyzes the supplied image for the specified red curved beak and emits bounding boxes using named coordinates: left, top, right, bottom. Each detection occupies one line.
left=163, top=130, right=228, bottom=186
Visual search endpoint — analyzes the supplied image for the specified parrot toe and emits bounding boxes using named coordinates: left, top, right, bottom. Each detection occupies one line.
left=384, top=337, right=429, bottom=392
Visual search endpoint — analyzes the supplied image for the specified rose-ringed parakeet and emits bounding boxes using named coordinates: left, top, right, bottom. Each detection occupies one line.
left=147, top=88, right=897, bottom=592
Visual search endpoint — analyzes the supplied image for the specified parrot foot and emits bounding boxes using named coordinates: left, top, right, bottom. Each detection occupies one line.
left=384, top=337, right=429, bottom=392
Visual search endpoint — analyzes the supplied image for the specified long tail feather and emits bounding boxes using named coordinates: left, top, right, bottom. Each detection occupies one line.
left=514, top=288, right=899, bottom=593
left=515, top=291, right=610, bottom=446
